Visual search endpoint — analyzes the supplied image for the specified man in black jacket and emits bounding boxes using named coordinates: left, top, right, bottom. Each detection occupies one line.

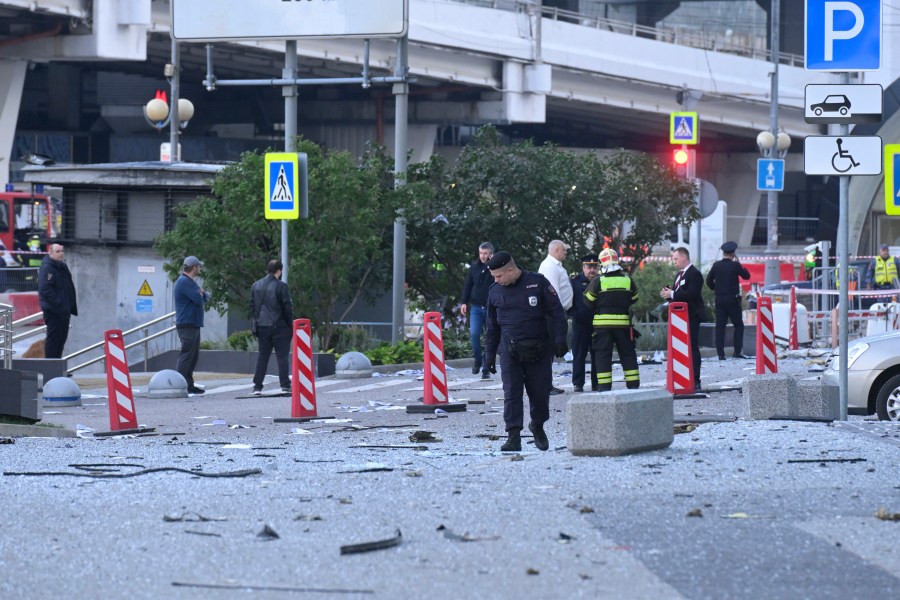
left=660, top=247, right=705, bottom=389
left=706, top=241, right=751, bottom=360
left=569, top=253, right=600, bottom=391
left=459, top=242, right=494, bottom=379
left=250, top=259, right=294, bottom=395
left=38, top=243, right=78, bottom=359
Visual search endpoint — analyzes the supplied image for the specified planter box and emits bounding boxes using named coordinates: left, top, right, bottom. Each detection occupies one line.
left=0, top=369, right=41, bottom=422
left=134, top=350, right=335, bottom=378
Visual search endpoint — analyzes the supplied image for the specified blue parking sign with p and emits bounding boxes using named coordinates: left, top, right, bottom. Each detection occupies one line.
left=265, top=153, right=299, bottom=220
left=805, top=0, right=881, bottom=71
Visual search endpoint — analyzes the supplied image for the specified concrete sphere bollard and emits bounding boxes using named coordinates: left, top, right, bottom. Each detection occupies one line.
left=43, top=377, right=82, bottom=408
left=148, top=369, right=188, bottom=398
left=335, top=351, right=373, bottom=379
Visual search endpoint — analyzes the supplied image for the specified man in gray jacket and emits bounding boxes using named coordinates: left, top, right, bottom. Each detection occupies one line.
left=250, top=259, right=294, bottom=395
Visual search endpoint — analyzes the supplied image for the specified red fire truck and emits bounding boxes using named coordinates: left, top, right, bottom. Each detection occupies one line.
left=0, top=190, right=60, bottom=294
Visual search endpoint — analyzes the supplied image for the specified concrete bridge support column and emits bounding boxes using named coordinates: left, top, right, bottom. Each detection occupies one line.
left=0, top=59, right=27, bottom=186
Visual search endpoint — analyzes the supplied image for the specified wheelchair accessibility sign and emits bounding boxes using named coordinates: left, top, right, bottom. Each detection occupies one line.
left=803, top=135, right=882, bottom=176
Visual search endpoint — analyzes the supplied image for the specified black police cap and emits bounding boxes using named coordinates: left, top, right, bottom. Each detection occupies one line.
left=721, top=241, right=738, bottom=253
left=580, top=253, right=599, bottom=264
left=486, top=251, right=512, bottom=270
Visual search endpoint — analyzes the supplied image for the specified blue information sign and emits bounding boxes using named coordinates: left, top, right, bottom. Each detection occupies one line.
left=805, top=0, right=881, bottom=71
left=757, top=159, right=785, bottom=192
left=136, top=298, right=153, bottom=313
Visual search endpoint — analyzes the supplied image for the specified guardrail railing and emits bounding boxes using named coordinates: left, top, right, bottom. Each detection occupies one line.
left=0, top=302, right=13, bottom=370
left=65, top=311, right=177, bottom=375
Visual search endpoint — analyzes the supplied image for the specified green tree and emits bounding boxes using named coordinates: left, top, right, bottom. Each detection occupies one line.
left=403, top=126, right=698, bottom=318
left=155, top=140, right=410, bottom=349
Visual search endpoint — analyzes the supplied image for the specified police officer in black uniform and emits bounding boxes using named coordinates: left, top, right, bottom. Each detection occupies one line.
left=483, top=252, right=568, bottom=452
left=705, top=241, right=751, bottom=360
left=569, top=253, right=600, bottom=392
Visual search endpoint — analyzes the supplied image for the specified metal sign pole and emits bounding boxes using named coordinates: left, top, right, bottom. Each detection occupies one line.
left=282, top=40, right=298, bottom=285
left=391, top=35, right=409, bottom=344
left=764, top=0, right=780, bottom=288
left=838, top=76, right=850, bottom=421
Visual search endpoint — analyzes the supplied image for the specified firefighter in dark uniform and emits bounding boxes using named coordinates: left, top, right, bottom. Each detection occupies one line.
left=569, top=253, right=600, bottom=392
left=583, top=249, right=640, bottom=392
left=483, top=251, right=568, bottom=452
left=705, top=241, right=751, bottom=360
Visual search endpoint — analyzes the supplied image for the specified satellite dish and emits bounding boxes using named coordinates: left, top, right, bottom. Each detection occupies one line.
left=696, top=178, right=719, bottom=218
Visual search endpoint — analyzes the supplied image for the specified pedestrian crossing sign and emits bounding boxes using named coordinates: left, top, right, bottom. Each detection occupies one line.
left=670, top=112, right=699, bottom=145
left=886, top=144, right=900, bottom=216
left=265, top=153, right=299, bottom=219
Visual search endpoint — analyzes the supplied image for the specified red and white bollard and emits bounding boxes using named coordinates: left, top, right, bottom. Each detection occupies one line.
left=788, top=285, right=799, bottom=350
left=406, top=312, right=466, bottom=413
left=101, top=329, right=140, bottom=433
left=422, top=312, right=449, bottom=405
left=290, top=318, right=318, bottom=418
left=665, top=302, right=694, bottom=394
left=755, top=296, right=778, bottom=374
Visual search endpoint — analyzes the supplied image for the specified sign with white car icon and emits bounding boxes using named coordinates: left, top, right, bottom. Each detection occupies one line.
left=804, top=84, right=883, bottom=124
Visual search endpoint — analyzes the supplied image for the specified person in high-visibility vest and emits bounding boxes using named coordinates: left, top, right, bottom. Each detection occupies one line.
left=583, top=249, right=640, bottom=392
left=26, top=234, right=43, bottom=268
left=866, top=244, right=900, bottom=293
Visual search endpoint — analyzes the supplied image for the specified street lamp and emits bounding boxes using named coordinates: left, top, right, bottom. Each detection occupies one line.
left=143, top=95, right=194, bottom=131
left=757, top=129, right=791, bottom=286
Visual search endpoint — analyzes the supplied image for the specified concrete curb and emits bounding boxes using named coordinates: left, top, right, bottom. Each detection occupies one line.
left=0, top=423, right=78, bottom=438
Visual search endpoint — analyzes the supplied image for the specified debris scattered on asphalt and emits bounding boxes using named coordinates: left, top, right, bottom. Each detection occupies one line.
left=786, top=457, right=866, bottom=464
left=723, top=513, right=750, bottom=519
left=404, top=470, right=423, bottom=477
left=289, top=428, right=313, bottom=435
left=228, top=424, right=250, bottom=429
left=875, top=507, right=900, bottom=522
left=337, top=463, right=394, bottom=473
left=687, top=508, right=704, bottom=517
left=340, top=529, right=402, bottom=555
left=0, top=438, right=14, bottom=444
left=526, top=568, right=540, bottom=575
left=3, top=467, right=263, bottom=479
left=163, top=512, right=227, bottom=523
left=436, top=524, right=499, bottom=542
left=257, top=523, right=280, bottom=540
left=409, top=431, right=441, bottom=442
left=674, top=423, right=698, bottom=434
left=172, top=581, right=374, bottom=594
left=222, top=443, right=253, bottom=450
left=351, top=444, right=428, bottom=450
left=185, top=530, right=222, bottom=537
left=294, top=514, right=322, bottom=522
left=557, top=532, right=576, bottom=543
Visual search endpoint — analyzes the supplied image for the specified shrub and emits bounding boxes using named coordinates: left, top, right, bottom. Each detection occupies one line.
left=364, top=341, right=424, bottom=366
left=440, top=325, right=473, bottom=360
left=228, top=330, right=255, bottom=352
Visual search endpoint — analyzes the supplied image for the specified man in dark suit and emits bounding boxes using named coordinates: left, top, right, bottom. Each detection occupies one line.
left=659, top=247, right=705, bottom=389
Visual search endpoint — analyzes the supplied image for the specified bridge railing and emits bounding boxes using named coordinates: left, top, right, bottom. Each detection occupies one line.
left=450, top=0, right=804, bottom=66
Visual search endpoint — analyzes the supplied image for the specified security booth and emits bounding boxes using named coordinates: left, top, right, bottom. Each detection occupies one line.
left=20, top=162, right=227, bottom=375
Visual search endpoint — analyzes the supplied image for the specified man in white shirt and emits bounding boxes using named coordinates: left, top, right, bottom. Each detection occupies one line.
left=538, top=239, right=572, bottom=396
left=538, top=240, right=574, bottom=311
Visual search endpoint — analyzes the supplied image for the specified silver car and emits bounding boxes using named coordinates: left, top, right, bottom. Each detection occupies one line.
left=823, top=330, right=900, bottom=420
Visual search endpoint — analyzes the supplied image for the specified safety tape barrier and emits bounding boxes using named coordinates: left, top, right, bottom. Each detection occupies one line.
left=766, top=288, right=900, bottom=297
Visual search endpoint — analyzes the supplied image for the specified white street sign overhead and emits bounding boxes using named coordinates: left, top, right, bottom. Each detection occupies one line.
left=804, top=136, right=883, bottom=176
left=172, top=0, right=408, bottom=41
left=805, top=84, right=883, bottom=124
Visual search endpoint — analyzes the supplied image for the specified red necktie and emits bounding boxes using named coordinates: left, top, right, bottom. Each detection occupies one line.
left=674, top=270, right=684, bottom=290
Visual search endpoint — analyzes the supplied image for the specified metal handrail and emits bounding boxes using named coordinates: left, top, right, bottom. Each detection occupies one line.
left=12, top=311, right=45, bottom=328
left=67, top=324, right=178, bottom=375
left=12, top=324, right=46, bottom=343
left=63, top=311, right=177, bottom=363
left=452, top=0, right=804, bottom=67
left=0, top=303, right=13, bottom=370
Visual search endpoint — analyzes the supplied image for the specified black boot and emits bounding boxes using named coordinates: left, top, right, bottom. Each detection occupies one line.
left=501, top=428, right=522, bottom=451
left=528, top=421, right=549, bottom=451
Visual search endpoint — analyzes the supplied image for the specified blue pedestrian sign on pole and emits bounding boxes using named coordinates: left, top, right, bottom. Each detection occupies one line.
left=805, top=0, right=881, bottom=71
left=264, top=152, right=308, bottom=220
left=757, top=159, right=785, bottom=191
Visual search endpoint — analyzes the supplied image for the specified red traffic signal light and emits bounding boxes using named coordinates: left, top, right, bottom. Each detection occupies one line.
left=673, top=149, right=689, bottom=165
left=672, top=148, right=695, bottom=178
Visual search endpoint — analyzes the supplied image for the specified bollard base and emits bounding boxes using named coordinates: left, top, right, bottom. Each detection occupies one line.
left=406, top=402, right=467, bottom=414
left=94, top=427, right=156, bottom=437
left=673, top=393, right=709, bottom=400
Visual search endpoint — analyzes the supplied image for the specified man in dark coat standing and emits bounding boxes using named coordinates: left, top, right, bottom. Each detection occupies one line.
left=569, top=253, right=600, bottom=391
left=250, top=259, right=294, bottom=395
left=459, top=242, right=494, bottom=379
left=660, top=247, right=705, bottom=389
left=706, top=241, right=750, bottom=360
left=38, top=243, right=78, bottom=358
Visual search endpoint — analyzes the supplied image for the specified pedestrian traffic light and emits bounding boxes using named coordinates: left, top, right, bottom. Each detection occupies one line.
left=672, top=148, right=694, bottom=178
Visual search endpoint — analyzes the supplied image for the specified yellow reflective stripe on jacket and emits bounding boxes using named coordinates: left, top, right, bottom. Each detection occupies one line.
left=600, top=278, right=630, bottom=291
left=592, top=314, right=631, bottom=327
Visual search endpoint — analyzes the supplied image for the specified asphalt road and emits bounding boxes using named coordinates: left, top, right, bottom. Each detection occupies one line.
left=1, top=356, right=899, bottom=599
